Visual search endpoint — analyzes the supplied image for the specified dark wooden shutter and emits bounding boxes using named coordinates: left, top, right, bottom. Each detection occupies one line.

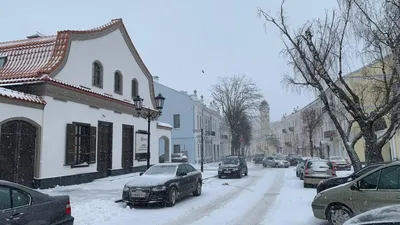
left=122, top=125, right=134, bottom=169
left=89, top=126, right=97, bottom=164
left=121, top=126, right=128, bottom=169
left=65, top=124, right=76, bottom=165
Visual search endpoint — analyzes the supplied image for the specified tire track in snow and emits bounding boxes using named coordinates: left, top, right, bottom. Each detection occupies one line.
left=162, top=173, right=265, bottom=225
left=236, top=169, right=286, bottom=225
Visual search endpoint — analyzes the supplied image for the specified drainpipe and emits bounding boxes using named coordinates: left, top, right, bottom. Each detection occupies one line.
left=391, top=137, right=397, bottom=160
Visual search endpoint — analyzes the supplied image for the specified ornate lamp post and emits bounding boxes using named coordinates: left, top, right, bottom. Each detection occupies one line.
left=134, top=93, right=166, bottom=169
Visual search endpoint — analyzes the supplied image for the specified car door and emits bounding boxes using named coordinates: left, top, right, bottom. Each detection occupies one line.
left=176, top=164, right=191, bottom=196
left=266, top=157, right=274, bottom=167
left=0, top=186, right=33, bottom=225
left=352, top=166, right=400, bottom=214
left=185, top=164, right=198, bottom=192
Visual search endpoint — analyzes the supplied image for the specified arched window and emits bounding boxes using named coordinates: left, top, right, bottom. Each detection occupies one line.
left=131, top=79, right=139, bottom=99
left=114, top=71, right=123, bottom=94
left=92, top=61, right=103, bottom=88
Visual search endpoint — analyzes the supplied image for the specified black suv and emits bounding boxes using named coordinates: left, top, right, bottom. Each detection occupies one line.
left=218, top=156, right=248, bottom=178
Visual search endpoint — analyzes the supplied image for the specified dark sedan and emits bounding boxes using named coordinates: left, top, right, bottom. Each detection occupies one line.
left=218, top=156, right=248, bottom=178
left=316, top=163, right=384, bottom=193
left=0, top=180, right=74, bottom=225
left=122, top=163, right=202, bottom=207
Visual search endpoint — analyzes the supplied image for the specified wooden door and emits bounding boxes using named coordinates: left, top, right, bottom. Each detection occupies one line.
left=97, top=121, right=113, bottom=178
left=0, top=120, right=36, bottom=187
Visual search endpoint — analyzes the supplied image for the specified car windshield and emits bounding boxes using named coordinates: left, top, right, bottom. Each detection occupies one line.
left=144, top=165, right=177, bottom=175
left=275, top=156, right=285, bottom=160
left=223, top=158, right=239, bottom=165
left=330, top=156, right=344, bottom=160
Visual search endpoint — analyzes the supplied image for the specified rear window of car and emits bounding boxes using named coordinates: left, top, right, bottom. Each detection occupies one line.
left=307, top=161, right=333, bottom=169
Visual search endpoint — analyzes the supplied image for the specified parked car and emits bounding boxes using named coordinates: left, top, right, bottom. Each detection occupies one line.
left=122, top=163, right=202, bottom=207
left=159, top=154, right=166, bottom=163
left=316, top=163, right=384, bottom=193
left=253, top=153, right=265, bottom=164
left=312, top=162, right=400, bottom=225
left=303, top=159, right=336, bottom=188
left=343, top=204, right=400, bottom=225
left=171, top=153, right=188, bottom=162
left=262, top=155, right=290, bottom=168
left=329, top=156, right=352, bottom=171
left=0, top=180, right=74, bottom=225
left=287, top=154, right=302, bottom=166
left=218, top=156, right=248, bottom=178
left=296, top=157, right=321, bottom=180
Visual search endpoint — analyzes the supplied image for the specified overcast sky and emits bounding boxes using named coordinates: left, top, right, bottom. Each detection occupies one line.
left=2, top=0, right=341, bottom=121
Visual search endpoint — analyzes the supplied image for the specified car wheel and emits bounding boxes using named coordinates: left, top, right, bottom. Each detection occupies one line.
left=300, top=174, right=304, bottom=180
left=245, top=169, right=248, bottom=176
left=218, top=175, right=222, bottom=179
left=263, top=163, right=267, bottom=167
left=328, top=204, right=353, bottom=225
left=303, top=183, right=309, bottom=188
left=296, top=171, right=299, bottom=177
left=166, top=187, right=177, bottom=207
left=237, top=171, right=242, bottom=178
left=275, top=163, right=279, bottom=168
left=193, top=181, right=202, bottom=196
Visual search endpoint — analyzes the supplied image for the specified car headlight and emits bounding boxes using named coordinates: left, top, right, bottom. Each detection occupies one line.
left=232, top=168, right=239, bottom=171
left=152, top=186, right=166, bottom=192
left=314, top=192, right=322, bottom=201
left=279, top=161, right=284, bottom=164
left=123, top=185, right=129, bottom=192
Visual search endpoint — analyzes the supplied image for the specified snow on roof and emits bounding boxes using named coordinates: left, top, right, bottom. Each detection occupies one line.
left=0, top=87, right=46, bottom=105
left=157, top=121, right=173, bottom=129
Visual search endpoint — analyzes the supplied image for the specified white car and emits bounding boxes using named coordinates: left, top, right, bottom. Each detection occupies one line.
left=171, top=153, right=188, bottom=162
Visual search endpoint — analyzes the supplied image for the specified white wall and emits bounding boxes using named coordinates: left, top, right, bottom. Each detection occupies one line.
left=54, top=29, right=155, bottom=110
left=0, top=103, right=43, bottom=126
left=156, top=128, right=172, bottom=160
left=39, top=97, right=161, bottom=179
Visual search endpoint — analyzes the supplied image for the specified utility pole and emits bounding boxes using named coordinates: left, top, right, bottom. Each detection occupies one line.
left=201, top=128, right=204, bottom=172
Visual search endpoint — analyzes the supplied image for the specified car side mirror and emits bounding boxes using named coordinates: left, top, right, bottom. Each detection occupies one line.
left=179, top=172, right=187, bottom=176
left=350, top=184, right=358, bottom=191
left=219, top=163, right=221, bottom=166
left=139, top=172, right=144, bottom=176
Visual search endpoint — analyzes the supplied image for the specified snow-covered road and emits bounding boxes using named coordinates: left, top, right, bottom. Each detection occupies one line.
left=40, top=164, right=352, bottom=225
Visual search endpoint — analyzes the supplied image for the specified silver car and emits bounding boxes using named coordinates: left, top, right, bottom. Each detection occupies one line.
left=303, top=159, right=336, bottom=188
left=262, top=156, right=290, bottom=168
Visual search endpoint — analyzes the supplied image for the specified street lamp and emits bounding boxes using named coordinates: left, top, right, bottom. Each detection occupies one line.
left=134, top=93, right=166, bottom=169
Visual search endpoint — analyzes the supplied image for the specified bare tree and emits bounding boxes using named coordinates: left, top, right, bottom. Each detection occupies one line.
left=211, top=74, right=263, bottom=155
left=258, top=0, right=400, bottom=171
left=301, top=108, right=323, bottom=157
left=266, top=134, right=281, bottom=153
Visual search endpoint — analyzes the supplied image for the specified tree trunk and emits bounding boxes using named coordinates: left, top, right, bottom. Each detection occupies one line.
left=364, top=130, right=384, bottom=165
left=309, top=132, right=314, bottom=157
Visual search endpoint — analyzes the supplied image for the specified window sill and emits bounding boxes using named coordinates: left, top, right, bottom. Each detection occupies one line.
left=71, top=163, right=90, bottom=168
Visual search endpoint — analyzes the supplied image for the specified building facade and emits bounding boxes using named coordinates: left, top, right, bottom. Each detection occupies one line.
left=154, top=81, right=231, bottom=163
left=0, top=19, right=172, bottom=188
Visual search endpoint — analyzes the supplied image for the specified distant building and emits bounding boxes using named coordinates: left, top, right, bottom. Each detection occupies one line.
left=154, top=80, right=231, bottom=163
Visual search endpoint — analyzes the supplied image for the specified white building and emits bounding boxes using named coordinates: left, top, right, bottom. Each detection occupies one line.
left=0, top=19, right=171, bottom=188
left=193, top=94, right=231, bottom=163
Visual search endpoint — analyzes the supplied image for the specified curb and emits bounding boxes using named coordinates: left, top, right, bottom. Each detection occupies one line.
left=203, top=175, right=218, bottom=180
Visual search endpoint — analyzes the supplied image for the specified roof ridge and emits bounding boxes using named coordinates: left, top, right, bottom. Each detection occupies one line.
left=57, top=18, right=123, bottom=34
left=0, top=35, right=56, bottom=48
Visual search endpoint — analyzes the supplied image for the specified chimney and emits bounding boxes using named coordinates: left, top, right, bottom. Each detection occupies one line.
left=153, top=76, right=159, bottom=82
left=27, top=32, right=44, bottom=39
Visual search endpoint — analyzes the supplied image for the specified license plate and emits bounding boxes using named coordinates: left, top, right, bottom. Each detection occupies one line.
left=224, top=171, right=231, bottom=173
left=131, top=191, right=147, bottom=198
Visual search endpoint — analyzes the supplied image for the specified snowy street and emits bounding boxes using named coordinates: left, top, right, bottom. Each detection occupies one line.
left=40, top=164, right=352, bottom=225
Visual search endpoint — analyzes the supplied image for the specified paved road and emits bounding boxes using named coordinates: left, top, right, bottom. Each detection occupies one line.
left=163, top=166, right=287, bottom=225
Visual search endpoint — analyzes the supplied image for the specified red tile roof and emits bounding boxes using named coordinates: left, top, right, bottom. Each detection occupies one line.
left=0, top=19, right=122, bottom=80
left=0, top=87, right=46, bottom=105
